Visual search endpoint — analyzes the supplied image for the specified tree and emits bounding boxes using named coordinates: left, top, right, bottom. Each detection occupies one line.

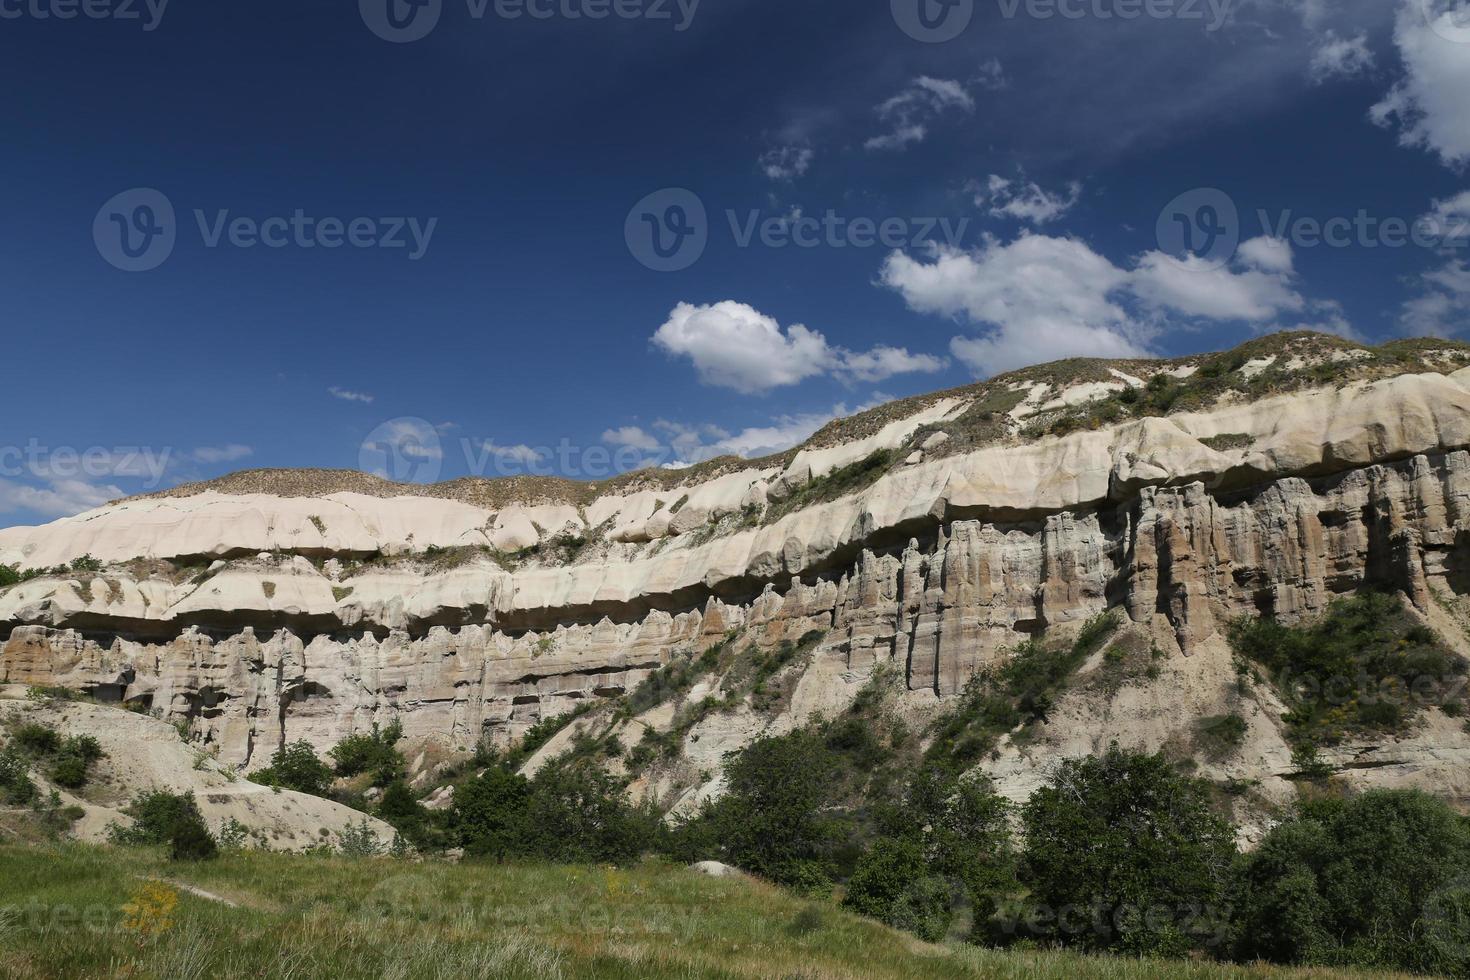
left=843, top=837, right=952, bottom=941
left=519, top=761, right=653, bottom=865
left=1231, top=790, right=1470, bottom=974
left=253, top=740, right=334, bottom=796
left=1018, top=744, right=1236, bottom=956
left=454, top=766, right=531, bottom=860
left=846, top=771, right=1017, bottom=942
left=690, top=730, right=847, bottom=888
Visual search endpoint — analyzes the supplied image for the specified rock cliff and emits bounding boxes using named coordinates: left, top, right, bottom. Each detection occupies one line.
left=6, top=332, right=1470, bottom=826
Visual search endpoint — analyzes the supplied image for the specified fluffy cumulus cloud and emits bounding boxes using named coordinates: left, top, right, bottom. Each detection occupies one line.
left=879, top=233, right=1322, bottom=377
left=1237, top=235, right=1296, bottom=274
left=652, top=301, right=946, bottom=394
left=1309, top=31, right=1375, bottom=83
left=1130, top=252, right=1306, bottom=322
left=1370, top=1, right=1470, bottom=167
left=600, top=426, right=661, bottom=453
left=973, top=174, right=1082, bottom=225
left=865, top=77, right=974, bottom=152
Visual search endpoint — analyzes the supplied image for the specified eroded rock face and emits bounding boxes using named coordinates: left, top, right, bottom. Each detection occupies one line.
left=8, top=359, right=1470, bottom=783
left=7, top=449, right=1470, bottom=769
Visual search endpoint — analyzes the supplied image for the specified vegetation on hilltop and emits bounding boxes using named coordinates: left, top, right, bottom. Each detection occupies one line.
left=122, top=332, right=1470, bottom=512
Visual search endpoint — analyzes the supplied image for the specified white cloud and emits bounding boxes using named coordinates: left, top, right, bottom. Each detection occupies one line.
left=601, top=426, right=661, bottom=452
left=879, top=231, right=1318, bottom=377
left=1401, top=259, right=1470, bottom=335
left=652, top=301, right=946, bottom=393
left=865, top=77, right=974, bottom=152
left=974, top=174, right=1082, bottom=225
left=1237, top=236, right=1296, bottom=274
left=1309, top=31, right=1375, bottom=83
left=1370, top=2, right=1470, bottom=167
left=329, top=386, right=375, bottom=404
left=190, top=444, right=254, bottom=465
left=1425, top=189, right=1470, bottom=247
left=759, top=145, right=813, bottom=181
left=838, top=347, right=948, bottom=383
left=480, top=440, right=542, bottom=465
left=0, top=477, right=123, bottom=519
left=1131, top=252, right=1306, bottom=322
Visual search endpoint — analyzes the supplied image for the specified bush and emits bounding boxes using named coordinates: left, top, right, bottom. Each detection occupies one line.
left=376, top=780, right=443, bottom=851
left=1231, top=790, right=1470, bottom=974
left=1229, top=591, right=1466, bottom=744
left=1017, top=744, right=1235, bottom=956
left=252, top=740, right=334, bottom=796
left=0, top=564, right=19, bottom=588
left=11, top=723, right=60, bottom=756
left=518, top=761, right=656, bottom=865
left=844, top=837, right=952, bottom=941
left=454, top=765, right=531, bottom=860
left=0, top=749, right=36, bottom=805
left=169, top=816, right=218, bottom=861
left=48, top=754, right=90, bottom=790
left=329, top=721, right=405, bottom=787
left=110, top=790, right=217, bottom=861
left=338, top=819, right=384, bottom=857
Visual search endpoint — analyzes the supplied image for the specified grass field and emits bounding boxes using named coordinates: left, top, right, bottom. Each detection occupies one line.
left=0, top=844, right=1417, bottom=979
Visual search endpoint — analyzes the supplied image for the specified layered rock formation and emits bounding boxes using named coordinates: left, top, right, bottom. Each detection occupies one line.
left=5, top=335, right=1470, bottom=813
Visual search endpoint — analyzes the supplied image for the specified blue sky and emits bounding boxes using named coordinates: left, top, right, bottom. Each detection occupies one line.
left=2, top=0, right=1470, bottom=526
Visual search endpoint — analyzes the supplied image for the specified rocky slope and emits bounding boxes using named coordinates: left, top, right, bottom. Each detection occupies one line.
left=6, top=332, right=1470, bottom=833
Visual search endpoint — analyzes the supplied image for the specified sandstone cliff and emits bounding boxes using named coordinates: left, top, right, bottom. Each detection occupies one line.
left=6, top=332, right=1470, bottom=832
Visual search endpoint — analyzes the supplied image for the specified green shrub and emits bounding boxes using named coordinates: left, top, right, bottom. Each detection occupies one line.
left=454, top=765, right=531, bottom=860
left=508, top=704, right=593, bottom=767
left=376, top=780, right=442, bottom=851
left=925, top=612, right=1119, bottom=777
left=0, top=564, right=20, bottom=588
left=62, top=735, right=103, bottom=762
left=253, top=740, right=335, bottom=796
left=843, top=837, right=952, bottom=942
left=0, top=749, right=36, bottom=805
left=48, top=754, right=90, bottom=790
left=109, top=789, right=217, bottom=860
left=338, top=819, right=384, bottom=857
left=11, top=723, right=60, bottom=756
left=1231, top=790, right=1470, bottom=975
left=517, top=760, right=657, bottom=865
left=329, top=721, right=406, bottom=787
left=1229, top=591, right=1466, bottom=744
left=169, top=816, right=219, bottom=861
left=1016, top=744, right=1235, bottom=956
